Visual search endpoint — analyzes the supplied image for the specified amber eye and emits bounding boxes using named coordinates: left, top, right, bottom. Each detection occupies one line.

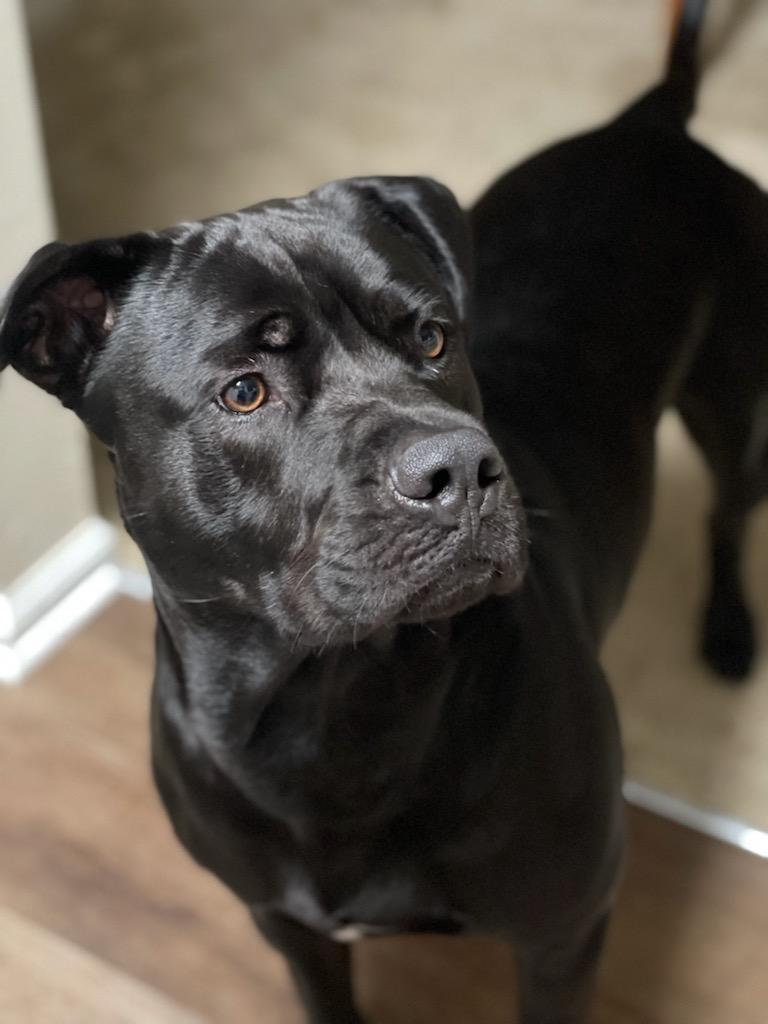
left=220, top=374, right=267, bottom=413
left=419, top=321, right=446, bottom=359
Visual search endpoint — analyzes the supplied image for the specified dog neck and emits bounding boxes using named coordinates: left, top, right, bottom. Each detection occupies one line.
left=149, top=574, right=491, bottom=835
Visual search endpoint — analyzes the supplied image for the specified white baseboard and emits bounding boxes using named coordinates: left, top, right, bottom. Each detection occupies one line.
left=118, top=567, right=153, bottom=602
left=0, top=516, right=120, bottom=684
left=624, top=779, right=768, bottom=859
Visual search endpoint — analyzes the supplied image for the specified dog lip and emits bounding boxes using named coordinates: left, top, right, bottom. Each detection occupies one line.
left=396, top=552, right=523, bottom=624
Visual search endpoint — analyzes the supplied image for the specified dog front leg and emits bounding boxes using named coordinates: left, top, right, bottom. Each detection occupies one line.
left=515, top=911, right=609, bottom=1024
left=252, top=909, right=363, bottom=1024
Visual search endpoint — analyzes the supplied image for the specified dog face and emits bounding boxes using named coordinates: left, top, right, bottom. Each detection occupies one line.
left=1, top=177, right=526, bottom=646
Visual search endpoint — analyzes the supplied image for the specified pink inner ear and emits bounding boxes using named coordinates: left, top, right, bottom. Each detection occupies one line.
left=50, top=276, right=114, bottom=330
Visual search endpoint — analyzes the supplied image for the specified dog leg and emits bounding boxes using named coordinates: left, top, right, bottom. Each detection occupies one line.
left=677, top=389, right=767, bottom=680
left=515, top=912, right=609, bottom=1024
left=252, top=910, right=363, bottom=1024
left=701, top=492, right=756, bottom=680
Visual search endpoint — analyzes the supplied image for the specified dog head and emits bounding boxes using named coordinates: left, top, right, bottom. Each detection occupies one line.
left=1, top=177, right=526, bottom=646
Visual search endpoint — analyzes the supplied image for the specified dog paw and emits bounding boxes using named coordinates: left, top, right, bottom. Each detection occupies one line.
left=700, top=596, right=756, bottom=682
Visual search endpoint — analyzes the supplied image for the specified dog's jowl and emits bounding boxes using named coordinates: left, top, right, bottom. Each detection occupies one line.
left=3, top=1, right=767, bottom=1021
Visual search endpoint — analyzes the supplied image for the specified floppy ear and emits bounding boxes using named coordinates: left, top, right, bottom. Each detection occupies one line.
left=319, top=176, right=473, bottom=320
left=0, top=234, right=155, bottom=409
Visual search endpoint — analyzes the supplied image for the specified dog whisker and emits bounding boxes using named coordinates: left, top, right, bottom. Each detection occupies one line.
left=523, top=506, right=552, bottom=519
left=294, top=559, right=321, bottom=591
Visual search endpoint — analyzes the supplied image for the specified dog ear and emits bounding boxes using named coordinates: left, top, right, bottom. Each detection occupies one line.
left=0, top=234, right=155, bottom=409
left=320, top=176, right=473, bottom=320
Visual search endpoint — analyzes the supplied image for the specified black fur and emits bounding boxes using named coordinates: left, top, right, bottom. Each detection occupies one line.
left=2, top=2, right=766, bottom=1020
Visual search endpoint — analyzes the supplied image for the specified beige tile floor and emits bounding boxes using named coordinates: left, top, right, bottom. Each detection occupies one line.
left=22, top=0, right=768, bottom=828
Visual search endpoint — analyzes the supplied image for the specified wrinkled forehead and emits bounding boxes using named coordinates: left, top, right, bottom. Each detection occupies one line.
left=122, top=198, right=448, bottom=361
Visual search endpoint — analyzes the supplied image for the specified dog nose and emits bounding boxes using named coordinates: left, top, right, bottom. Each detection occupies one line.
left=389, top=428, right=504, bottom=524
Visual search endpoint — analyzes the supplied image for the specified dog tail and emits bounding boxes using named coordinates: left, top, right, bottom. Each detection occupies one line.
left=663, top=0, right=709, bottom=121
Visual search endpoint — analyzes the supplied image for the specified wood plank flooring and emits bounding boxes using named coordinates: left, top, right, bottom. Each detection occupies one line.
left=1, top=599, right=766, bottom=1023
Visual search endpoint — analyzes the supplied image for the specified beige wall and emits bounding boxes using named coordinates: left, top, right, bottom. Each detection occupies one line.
left=0, top=0, right=95, bottom=589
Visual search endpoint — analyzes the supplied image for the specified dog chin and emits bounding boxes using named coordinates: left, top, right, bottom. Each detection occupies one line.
left=395, top=558, right=524, bottom=625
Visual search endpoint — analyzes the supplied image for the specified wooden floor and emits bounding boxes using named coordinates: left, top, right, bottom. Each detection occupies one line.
left=1, top=600, right=767, bottom=1023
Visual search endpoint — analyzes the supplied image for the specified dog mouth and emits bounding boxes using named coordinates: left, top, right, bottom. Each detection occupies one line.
left=330, top=513, right=526, bottom=636
left=390, top=491, right=528, bottom=624
left=284, top=483, right=528, bottom=646
left=395, top=552, right=523, bottom=624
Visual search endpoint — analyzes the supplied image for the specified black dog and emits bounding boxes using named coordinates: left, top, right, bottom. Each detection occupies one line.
left=2, top=1, right=766, bottom=1020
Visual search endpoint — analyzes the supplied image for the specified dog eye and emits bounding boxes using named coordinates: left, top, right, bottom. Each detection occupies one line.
left=419, top=321, right=446, bottom=359
left=220, top=374, right=268, bottom=413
